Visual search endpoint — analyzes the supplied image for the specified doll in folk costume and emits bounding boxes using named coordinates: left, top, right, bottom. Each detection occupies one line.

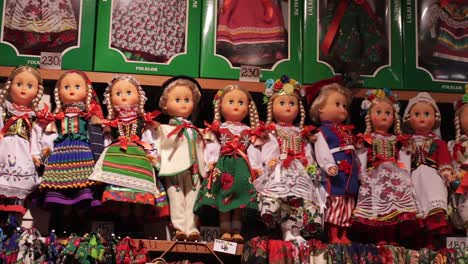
left=353, top=88, right=419, bottom=245
left=89, top=76, right=168, bottom=230
left=449, top=86, right=468, bottom=236
left=194, top=85, right=262, bottom=244
left=254, top=76, right=327, bottom=244
left=308, top=78, right=359, bottom=244
left=216, top=0, right=288, bottom=67
left=155, top=76, right=205, bottom=241
left=0, top=66, right=51, bottom=214
left=3, top=0, right=79, bottom=55
left=319, top=0, right=388, bottom=75
left=403, top=92, right=457, bottom=249
left=40, top=71, right=103, bottom=207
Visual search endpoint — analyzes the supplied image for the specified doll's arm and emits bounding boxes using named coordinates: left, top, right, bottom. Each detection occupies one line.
left=30, top=123, right=45, bottom=166
left=142, top=125, right=158, bottom=162
left=437, top=139, right=457, bottom=183
left=356, top=147, right=368, bottom=180
left=398, top=149, right=412, bottom=175
left=261, top=133, right=280, bottom=175
left=204, top=138, right=221, bottom=171
left=0, top=107, right=4, bottom=130
left=247, top=143, right=263, bottom=177
left=314, top=131, right=338, bottom=176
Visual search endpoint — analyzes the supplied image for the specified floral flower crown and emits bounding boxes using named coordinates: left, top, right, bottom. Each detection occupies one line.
left=360, top=88, right=400, bottom=117
left=453, top=84, right=468, bottom=112
left=263, top=75, right=304, bottom=104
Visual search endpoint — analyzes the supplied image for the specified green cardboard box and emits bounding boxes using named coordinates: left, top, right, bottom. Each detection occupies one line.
left=94, top=0, right=201, bottom=77
left=0, top=0, right=96, bottom=70
left=200, top=0, right=303, bottom=81
left=403, top=0, right=467, bottom=93
left=304, top=0, right=404, bottom=89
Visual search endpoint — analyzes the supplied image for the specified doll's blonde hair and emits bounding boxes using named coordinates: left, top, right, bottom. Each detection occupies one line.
left=0, top=66, right=44, bottom=111
left=454, top=104, right=468, bottom=142
left=309, top=83, right=352, bottom=123
left=364, top=97, right=402, bottom=135
left=213, top=85, right=259, bottom=128
left=103, top=75, right=147, bottom=119
left=266, top=93, right=305, bottom=128
left=159, top=78, right=201, bottom=115
left=53, top=71, right=93, bottom=114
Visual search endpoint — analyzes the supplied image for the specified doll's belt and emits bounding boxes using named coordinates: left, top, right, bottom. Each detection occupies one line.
left=329, top=145, right=354, bottom=154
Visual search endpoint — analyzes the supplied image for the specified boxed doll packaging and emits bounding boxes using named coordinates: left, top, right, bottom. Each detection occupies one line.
left=403, top=0, right=468, bottom=92
left=94, top=0, right=201, bottom=77
left=303, top=0, right=404, bottom=88
left=0, top=0, right=96, bottom=70
left=200, top=0, right=303, bottom=81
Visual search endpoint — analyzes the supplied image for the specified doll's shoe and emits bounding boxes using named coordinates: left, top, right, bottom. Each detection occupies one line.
left=175, top=230, right=187, bottom=241
left=220, top=233, right=232, bottom=241
left=231, top=233, right=244, bottom=244
left=187, top=232, right=201, bottom=242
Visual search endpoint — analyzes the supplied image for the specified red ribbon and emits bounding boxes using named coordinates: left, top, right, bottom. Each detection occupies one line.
left=222, top=0, right=232, bottom=14
left=0, top=114, right=32, bottom=141
left=356, top=133, right=373, bottom=146
left=83, top=102, right=104, bottom=120
left=167, top=122, right=204, bottom=142
left=35, top=104, right=54, bottom=125
left=102, top=119, right=119, bottom=128
left=118, top=134, right=152, bottom=151
left=321, top=0, right=376, bottom=56
left=203, top=120, right=221, bottom=135
left=143, top=110, right=161, bottom=122
left=282, top=152, right=308, bottom=168
left=301, top=125, right=317, bottom=137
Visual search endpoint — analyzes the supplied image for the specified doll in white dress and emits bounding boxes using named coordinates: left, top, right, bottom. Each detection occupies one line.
left=194, top=85, right=262, bottom=243
left=254, top=76, right=327, bottom=244
left=353, top=88, right=419, bottom=245
left=403, top=92, right=456, bottom=249
left=0, top=66, right=50, bottom=214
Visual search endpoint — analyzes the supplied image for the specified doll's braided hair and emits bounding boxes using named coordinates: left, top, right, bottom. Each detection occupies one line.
left=213, top=85, right=259, bottom=128
left=0, top=66, right=44, bottom=111
left=53, top=71, right=93, bottom=114
left=104, top=75, right=147, bottom=119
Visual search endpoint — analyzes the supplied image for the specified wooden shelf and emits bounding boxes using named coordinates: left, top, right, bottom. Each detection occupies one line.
left=137, top=239, right=244, bottom=256
left=0, top=66, right=463, bottom=103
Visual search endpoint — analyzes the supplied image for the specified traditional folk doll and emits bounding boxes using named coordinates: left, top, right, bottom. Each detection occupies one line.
left=403, top=92, right=456, bottom=249
left=194, top=85, right=261, bottom=244
left=89, top=76, right=167, bottom=223
left=0, top=66, right=50, bottom=214
left=308, top=79, right=359, bottom=244
left=254, top=76, right=327, bottom=244
left=41, top=71, right=104, bottom=206
left=3, top=0, right=79, bottom=55
left=216, top=0, right=288, bottom=67
left=353, top=89, right=419, bottom=245
left=155, top=76, right=205, bottom=241
left=449, top=88, right=468, bottom=236
left=319, top=0, right=387, bottom=75
left=111, top=0, right=187, bottom=62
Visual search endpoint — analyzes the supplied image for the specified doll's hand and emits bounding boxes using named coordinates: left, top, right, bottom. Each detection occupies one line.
left=32, top=156, right=42, bottom=167
left=41, top=147, right=51, bottom=159
left=254, top=168, right=263, bottom=177
left=208, top=162, right=216, bottom=170
left=328, top=166, right=338, bottom=176
left=308, top=134, right=317, bottom=143
left=268, top=158, right=277, bottom=168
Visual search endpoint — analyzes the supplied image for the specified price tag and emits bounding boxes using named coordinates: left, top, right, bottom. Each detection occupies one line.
left=213, top=239, right=237, bottom=255
left=200, top=226, right=220, bottom=242
left=446, top=237, right=468, bottom=250
left=239, top=65, right=261, bottom=82
left=40, top=52, right=62, bottom=70
left=91, top=221, right=114, bottom=239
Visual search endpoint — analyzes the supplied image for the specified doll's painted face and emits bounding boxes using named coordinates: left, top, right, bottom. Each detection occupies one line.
left=408, top=102, right=436, bottom=134
left=319, top=91, right=348, bottom=124
left=58, top=73, right=88, bottom=104
left=221, top=89, right=249, bottom=122
left=272, top=94, right=299, bottom=124
left=110, top=80, right=140, bottom=106
left=370, top=100, right=394, bottom=134
left=460, top=106, right=468, bottom=136
left=164, top=85, right=194, bottom=119
left=9, top=71, right=39, bottom=107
